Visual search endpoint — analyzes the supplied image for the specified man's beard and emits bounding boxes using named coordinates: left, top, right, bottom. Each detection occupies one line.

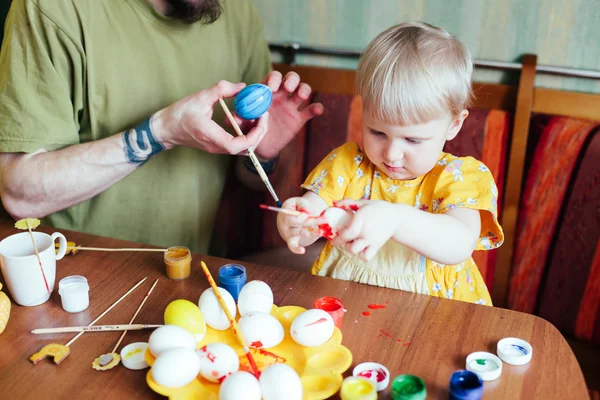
left=164, top=0, right=223, bottom=24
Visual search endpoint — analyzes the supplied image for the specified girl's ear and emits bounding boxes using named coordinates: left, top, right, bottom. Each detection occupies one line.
left=446, top=110, right=469, bottom=141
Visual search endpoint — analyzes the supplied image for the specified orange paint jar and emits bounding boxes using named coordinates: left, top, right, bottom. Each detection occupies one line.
left=164, top=246, right=192, bottom=280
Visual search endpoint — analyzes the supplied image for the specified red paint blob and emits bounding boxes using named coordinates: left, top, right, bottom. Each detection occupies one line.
left=404, top=342, right=411, bottom=346
left=250, top=341, right=263, bottom=348
left=362, top=311, right=371, bottom=316
left=368, top=303, right=387, bottom=310
left=358, top=368, right=387, bottom=382
left=318, top=223, right=335, bottom=240
left=396, top=339, right=403, bottom=343
left=349, top=204, right=359, bottom=211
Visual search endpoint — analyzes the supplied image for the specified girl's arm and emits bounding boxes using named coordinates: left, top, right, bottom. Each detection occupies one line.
left=277, top=191, right=328, bottom=254
left=332, top=200, right=480, bottom=265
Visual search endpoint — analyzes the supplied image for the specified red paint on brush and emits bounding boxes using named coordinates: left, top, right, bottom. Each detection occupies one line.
left=362, top=311, right=371, bottom=316
left=305, top=317, right=328, bottom=327
left=368, top=303, right=387, bottom=310
left=250, top=341, right=263, bottom=348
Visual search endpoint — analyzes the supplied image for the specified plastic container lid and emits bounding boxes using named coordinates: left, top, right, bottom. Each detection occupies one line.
left=497, top=337, right=533, bottom=365
left=352, top=362, right=390, bottom=391
left=58, top=275, right=89, bottom=295
left=390, top=374, right=427, bottom=400
left=465, top=351, right=502, bottom=381
left=120, top=342, right=150, bottom=370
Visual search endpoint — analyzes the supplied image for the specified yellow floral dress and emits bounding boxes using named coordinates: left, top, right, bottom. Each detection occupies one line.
left=302, top=142, right=503, bottom=306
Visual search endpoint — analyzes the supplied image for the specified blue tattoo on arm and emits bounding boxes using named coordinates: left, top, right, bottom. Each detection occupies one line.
left=123, top=118, right=165, bottom=165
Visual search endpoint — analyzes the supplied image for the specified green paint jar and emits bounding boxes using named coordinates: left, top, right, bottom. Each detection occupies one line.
left=391, top=375, right=427, bottom=400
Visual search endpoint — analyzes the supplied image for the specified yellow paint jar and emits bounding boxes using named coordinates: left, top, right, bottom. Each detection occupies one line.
left=340, top=376, right=377, bottom=400
left=164, top=246, right=192, bottom=280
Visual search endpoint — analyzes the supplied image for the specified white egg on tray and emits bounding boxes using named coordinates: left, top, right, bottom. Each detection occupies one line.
left=238, top=311, right=284, bottom=349
left=151, top=347, right=201, bottom=388
left=259, top=363, right=303, bottom=400
left=290, top=309, right=335, bottom=347
left=219, top=371, right=261, bottom=400
left=197, top=343, right=240, bottom=383
left=237, top=280, right=273, bottom=315
left=198, top=287, right=237, bottom=330
left=149, top=325, right=197, bottom=357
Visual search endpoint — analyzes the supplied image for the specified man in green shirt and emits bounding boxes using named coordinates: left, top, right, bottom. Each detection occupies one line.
left=0, top=0, right=323, bottom=253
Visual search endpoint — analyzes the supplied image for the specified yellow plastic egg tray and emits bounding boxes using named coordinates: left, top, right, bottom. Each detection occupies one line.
left=145, top=305, right=352, bottom=400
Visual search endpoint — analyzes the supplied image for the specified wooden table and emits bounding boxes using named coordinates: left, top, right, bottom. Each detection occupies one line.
left=0, top=224, right=588, bottom=399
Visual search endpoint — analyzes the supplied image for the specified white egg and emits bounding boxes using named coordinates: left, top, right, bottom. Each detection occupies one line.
left=290, top=309, right=335, bottom=347
left=197, top=343, right=240, bottom=383
left=319, top=207, right=353, bottom=239
left=259, top=364, right=303, bottom=400
left=149, top=325, right=197, bottom=357
left=219, top=371, right=261, bottom=400
left=238, top=312, right=284, bottom=349
left=151, top=348, right=201, bottom=388
left=198, top=287, right=237, bottom=330
left=237, top=280, right=273, bottom=315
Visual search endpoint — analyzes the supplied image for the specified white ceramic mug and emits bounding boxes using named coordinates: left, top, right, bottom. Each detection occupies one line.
left=0, top=231, right=67, bottom=306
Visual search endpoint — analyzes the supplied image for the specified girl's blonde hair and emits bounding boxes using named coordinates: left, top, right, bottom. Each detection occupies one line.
left=356, top=22, right=473, bottom=125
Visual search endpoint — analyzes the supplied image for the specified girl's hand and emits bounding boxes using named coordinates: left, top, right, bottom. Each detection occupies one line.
left=277, top=197, right=321, bottom=254
left=331, top=199, right=401, bottom=261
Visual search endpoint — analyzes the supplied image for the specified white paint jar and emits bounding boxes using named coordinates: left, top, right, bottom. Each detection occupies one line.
left=58, top=275, right=90, bottom=313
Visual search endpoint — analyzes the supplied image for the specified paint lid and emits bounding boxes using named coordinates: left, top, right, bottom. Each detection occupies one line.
left=340, top=376, right=377, bottom=400
left=353, top=362, right=390, bottom=391
left=448, top=370, right=483, bottom=400
left=120, top=342, right=149, bottom=370
left=497, top=337, right=533, bottom=365
left=465, top=351, right=502, bottom=381
left=390, top=374, right=427, bottom=400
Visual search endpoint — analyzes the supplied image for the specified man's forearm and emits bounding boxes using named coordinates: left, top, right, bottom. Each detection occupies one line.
left=0, top=121, right=165, bottom=219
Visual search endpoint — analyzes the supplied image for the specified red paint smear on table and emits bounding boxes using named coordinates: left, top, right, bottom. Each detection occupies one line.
left=362, top=311, right=371, bottom=316
left=379, top=329, right=393, bottom=338
left=305, top=317, right=328, bottom=327
left=368, top=303, right=387, bottom=310
left=396, top=339, right=403, bottom=343
left=404, top=342, right=411, bottom=346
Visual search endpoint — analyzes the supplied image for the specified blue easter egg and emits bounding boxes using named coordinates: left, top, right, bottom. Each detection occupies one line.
left=234, top=84, right=273, bottom=120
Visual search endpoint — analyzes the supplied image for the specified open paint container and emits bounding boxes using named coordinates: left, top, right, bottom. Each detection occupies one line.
left=58, top=275, right=89, bottom=313
left=164, top=247, right=192, bottom=280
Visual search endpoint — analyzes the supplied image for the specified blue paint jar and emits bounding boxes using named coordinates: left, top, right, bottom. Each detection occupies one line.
left=448, top=370, right=484, bottom=400
left=218, top=264, right=247, bottom=301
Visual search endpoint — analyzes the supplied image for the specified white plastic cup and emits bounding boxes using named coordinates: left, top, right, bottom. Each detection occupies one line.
left=0, top=231, right=67, bottom=306
left=58, top=275, right=90, bottom=313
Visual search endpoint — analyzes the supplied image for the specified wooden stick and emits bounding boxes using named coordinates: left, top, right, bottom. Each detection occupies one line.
left=25, top=220, right=50, bottom=293
left=67, top=246, right=167, bottom=252
left=259, top=204, right=304, bottom=217
left=65, top=277, right=147, bottom=347
left=32, top=324, right=162, bottom=334
left=218, top=98, right=282, bottom=208
left=200, top=261, right=260, bottom=378
left=111, top=279, right=159, bottom=353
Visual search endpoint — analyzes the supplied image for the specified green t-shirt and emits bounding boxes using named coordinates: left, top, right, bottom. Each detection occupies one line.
left=0, top=0, right=271, bottom=253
